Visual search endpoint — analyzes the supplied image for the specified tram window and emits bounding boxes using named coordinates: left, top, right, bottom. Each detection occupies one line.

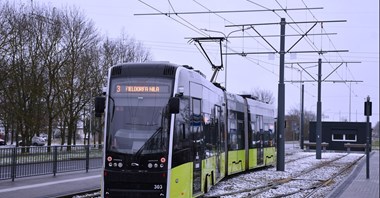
left=204, top=113, right=211, bottom=124
left=214, top=106, right=219, bottom=122
left=262, top=124, right=269, bottom=147
left=268, top=128, right=275, bottom=146
left=263, top=131, right=270, bottom=147
left=191, top=98, right=202, bottom=132
left=191, top=98, right=203, bottom=158
left=182, top=123, right=186, bottom=139
left=229, top=132, right=238, bottom=150
left=192, top=98, right=201, bottom=115
left=228, top=112, right=238, bottom=150
left=228, top=111, right=244, bottom=150
left=204, top=112, right=216, bottom=157
left=264, top=124, right=269, bottom=131
left=250, top=122, right=256, bottom=148
left=256, top=115, right=263, bottom=131
left=173, top=99, right=190, bottom=153
left=237, top=119, right=244, bottom=149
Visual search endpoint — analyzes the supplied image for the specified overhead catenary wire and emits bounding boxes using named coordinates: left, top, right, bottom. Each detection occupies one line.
left=192, top=0, right=275, bottom=54
left=245, top=0, right=342, bottom=58
left=190, top=0, right=323, bottom=93
left=243, top=0, right=351, bottom=99
left=191, top=0, right=285, bottom=84
left=138, top=0, right=209, bottom=37
left=243, top=0, right=350, bottom=77
left=273, top=0, right=320, bottom=52
left=274, top=0, right=352, bottom=86
left=134, top=7, right=324, bottom=15
left=300, top=0, right=360, bottom=95
left=301, top=0, right=357, bottom=84
left=138, top=0, right=321, bottom=96
left=136, top=0, right=355, bottom=99
left=137, top=0, right=331, bottom=70
left=274, top=0, right=360, bottom=101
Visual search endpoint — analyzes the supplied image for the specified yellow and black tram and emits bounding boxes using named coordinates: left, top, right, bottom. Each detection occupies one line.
left=95, top=62, right=276, bottom=198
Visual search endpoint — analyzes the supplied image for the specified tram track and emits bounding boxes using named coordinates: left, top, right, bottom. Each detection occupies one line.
left=269, top=153, right=363, bottom=198
left=205, top=152, right=364, bottom=198
left=301, top=154, right=364, bottom=198
left=60, top=152, right=364, bottom=198
left=284, top=153, right=315, bottom=164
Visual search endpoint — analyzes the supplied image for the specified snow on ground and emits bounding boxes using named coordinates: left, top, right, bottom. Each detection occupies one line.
left=205, top=145, right=364, bottom=198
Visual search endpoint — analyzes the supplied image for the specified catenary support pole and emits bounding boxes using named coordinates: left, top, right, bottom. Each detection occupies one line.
left=300, top=84, right=304, bottom=149
left=276, top=18, right=286, bottom=171
left=365, top=96, right=371, bottom=179
left=316, top=58, right=322, bottom=159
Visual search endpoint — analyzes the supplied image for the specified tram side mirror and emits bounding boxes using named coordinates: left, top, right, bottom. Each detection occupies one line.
left=95, top=96, right=106, bottom=117
left=168, top=97, right=180, bottom=114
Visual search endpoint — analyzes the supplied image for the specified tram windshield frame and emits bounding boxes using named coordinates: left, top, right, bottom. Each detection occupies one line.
left=106, top=77, right=173, bottom=155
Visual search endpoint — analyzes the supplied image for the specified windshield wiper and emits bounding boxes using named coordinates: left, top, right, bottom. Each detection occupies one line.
left=134, top=127, right=163, bottom=158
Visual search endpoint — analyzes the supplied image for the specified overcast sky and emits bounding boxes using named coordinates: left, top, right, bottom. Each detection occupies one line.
left=23, top=0, right=379, bottom=124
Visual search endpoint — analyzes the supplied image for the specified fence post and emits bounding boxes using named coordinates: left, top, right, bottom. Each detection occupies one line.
left=53, top=146, right=58, bottom=176
left=86, top=144, right=90, bottom=173
left=11, top=148, right=17, bottom=182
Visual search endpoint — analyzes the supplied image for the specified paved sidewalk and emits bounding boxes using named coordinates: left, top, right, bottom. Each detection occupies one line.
left=328, top=151, right=379, bottom=198
left=0, top=169, right=101, bottom=198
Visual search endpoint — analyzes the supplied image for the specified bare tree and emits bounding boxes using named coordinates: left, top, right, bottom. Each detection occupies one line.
left=0, top=3, right=47, bottom=147
left=99, top=33, right=152, bottom=74
left=37, top=8, right=66, bottom=148
left=285, top=106, right=316, bottom=141
left=58, top=6, right=101, bottom=148
left=241, top=88, right=275, bottom=104
left=0, top=1, right=152, bottom=148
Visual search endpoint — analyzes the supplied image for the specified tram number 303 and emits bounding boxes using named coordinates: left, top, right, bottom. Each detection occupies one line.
left=154, top=184, right=163, bottom=190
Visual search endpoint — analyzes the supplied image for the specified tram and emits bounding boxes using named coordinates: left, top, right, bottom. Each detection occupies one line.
left=95, top=62, right=276, bottom=198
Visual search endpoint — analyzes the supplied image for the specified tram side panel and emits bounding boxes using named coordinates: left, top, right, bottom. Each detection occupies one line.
left=170, top=71, right=203, bottom=198
left=225, top=93, right=246, bottom=175
left=170, top=92, right=193, bottom=198
left=170, top=69, right=226, bottom=197
left=246, top=98, right=276, bottom=169
left=263, top=115, right=276, bottom=166
left=201, top=86, right=226, bottom=192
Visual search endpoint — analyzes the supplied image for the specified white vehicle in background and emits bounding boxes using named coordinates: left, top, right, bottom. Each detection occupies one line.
left=31, top=136, right=46, bottom=146
left=40, top=133, right=48, bottom=141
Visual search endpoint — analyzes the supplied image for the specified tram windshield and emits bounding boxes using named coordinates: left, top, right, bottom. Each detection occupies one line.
left=107, top=77, right=173, bottom=155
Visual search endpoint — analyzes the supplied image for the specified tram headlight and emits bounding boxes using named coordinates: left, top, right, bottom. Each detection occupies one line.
left=107, top=156, right=112, bottom=162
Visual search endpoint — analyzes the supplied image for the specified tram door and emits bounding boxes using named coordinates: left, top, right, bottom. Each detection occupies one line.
left=214, top=105, right=222, bottom=180
left=256, top=115, right=264, bottom=166
left=191, top=98, right=202, bottom=194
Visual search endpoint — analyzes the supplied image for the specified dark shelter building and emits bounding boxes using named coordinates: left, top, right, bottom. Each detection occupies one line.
left=309, top=122, right=372, bottom=151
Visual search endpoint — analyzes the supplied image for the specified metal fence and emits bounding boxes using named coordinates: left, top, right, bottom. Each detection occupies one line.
left=0, top=145, right=103, bottom=181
